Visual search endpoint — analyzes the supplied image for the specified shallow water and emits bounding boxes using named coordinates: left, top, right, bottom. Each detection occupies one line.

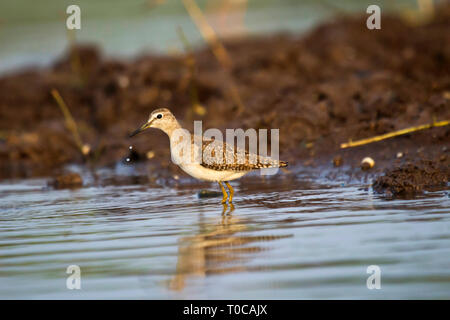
left=1, top=168, right=449, bottom=299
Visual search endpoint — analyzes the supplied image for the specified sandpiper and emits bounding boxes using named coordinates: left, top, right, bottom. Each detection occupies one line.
left=130, top=108, right=287, bottom=203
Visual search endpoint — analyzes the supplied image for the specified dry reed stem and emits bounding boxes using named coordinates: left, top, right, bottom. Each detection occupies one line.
left=182, top=0, right=245, bottom=114
left=340, top=119, right=450, bottom=149
left=51, top=89, right=86, bottom=155
left=418, top=0, right=435, bottom=17
left=177, top=26, right=206, bottom=116
left=182, top=0, right=232, bottom=69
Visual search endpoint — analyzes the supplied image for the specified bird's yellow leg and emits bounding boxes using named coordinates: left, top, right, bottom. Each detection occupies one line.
left=221, top=203, right=228, bottom=216
left=225, top=181, right=234, bottom=203
left=218, top=182, right=228, bottom=204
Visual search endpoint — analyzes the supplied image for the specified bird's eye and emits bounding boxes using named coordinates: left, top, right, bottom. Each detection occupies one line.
left=156, top=114, right=162, bottom=119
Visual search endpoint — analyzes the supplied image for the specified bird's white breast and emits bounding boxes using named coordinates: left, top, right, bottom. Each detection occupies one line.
left=169, top=134, right=248, bottom=182
left=178, top=163, right=247, bottom=182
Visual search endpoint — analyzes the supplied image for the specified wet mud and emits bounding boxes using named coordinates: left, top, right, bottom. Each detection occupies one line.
left=0, top=5, right=449, bottom=195
left=373, top=159, right=449, bottom=196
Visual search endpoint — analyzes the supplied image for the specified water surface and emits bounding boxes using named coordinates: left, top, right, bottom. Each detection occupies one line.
left=1, top=168, right=449, bottom=299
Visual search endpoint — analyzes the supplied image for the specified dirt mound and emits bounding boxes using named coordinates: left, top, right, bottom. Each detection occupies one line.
left=0, top=5, right=449, bottom=184
left=373, top=160, right=449, bottom=196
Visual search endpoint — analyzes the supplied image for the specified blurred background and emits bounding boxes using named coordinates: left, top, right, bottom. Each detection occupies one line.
left=1, top=0, right=449, bottom=300
left=0, top=0, right=423, bottom=74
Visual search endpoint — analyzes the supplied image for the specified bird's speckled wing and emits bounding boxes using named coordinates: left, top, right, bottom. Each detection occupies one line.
left=196, top=136, right=288, bottom=171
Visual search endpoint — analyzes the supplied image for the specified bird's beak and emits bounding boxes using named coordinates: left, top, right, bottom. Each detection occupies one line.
left=129, top=120, right=153, bottom=137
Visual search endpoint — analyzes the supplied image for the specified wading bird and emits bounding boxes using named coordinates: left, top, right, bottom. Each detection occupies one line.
left=130, top=108, right=287, bottom=204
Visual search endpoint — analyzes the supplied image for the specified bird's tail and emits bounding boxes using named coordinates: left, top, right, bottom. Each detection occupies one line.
left=279, top=161, right=288, bottom=168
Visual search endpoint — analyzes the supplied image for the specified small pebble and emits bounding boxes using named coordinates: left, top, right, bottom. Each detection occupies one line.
left=198, top=190, right=222, bottom=198
left=361, top=157, right=375, bottom=170
left=193, top=103, right=207, bottom=116
left=396, top=152, right=403, bottom=158
left=49, top=173, right=83, bottom=189
left=443, top=91, right=450, bottom=100
left=81, top=144, right=91, bottom=156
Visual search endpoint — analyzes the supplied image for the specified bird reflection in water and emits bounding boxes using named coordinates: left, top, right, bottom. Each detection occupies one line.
left=169, top=203, right=290, bottom=291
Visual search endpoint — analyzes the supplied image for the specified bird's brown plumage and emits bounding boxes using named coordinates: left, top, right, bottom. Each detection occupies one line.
left=197, top=136, right=288, bottom=172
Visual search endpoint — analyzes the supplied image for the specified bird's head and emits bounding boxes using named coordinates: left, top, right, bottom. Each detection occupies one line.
left=130, top=108, right=178, bottom=137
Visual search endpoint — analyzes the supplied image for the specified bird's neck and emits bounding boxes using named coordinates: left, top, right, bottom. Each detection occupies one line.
left=164, top=120, right=183, bottom=138
left=167, top=121, right=196, bottom=165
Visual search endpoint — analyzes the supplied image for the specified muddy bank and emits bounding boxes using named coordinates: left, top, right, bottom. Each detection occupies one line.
left=373, top=159, right=449, bottom=197
left=0, top=6, right=449, bottom=193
